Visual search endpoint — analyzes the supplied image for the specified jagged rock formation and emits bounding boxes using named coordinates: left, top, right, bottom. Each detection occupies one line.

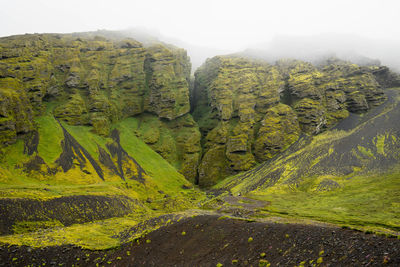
left=192, top=56, right=387, bottom=186
left=0, top=33, right=201, bottom=181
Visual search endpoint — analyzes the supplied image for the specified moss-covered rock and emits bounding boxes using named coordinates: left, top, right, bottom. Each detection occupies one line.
left=0, top=78, right=35, bottom=145
left=0, top=33, right=192, bottom=137
left=144, top=44, right=191, bottom=120
left=0, top=33, right=199, bottom=181
left=134, top=113, right=201, bottom=183
left=278, top=58, right=386, bottom=133
left=254, top=104, right=300, bottom=161
left=193, top=56, right=287, bottom=185
left=192, top=56, right=387, bottom=186
left=0, top=34, right=390, bottom=187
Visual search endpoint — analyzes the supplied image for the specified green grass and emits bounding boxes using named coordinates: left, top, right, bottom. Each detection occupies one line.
left=0, top=113, right=206, bottom=250
left=0, top=210, right=205, bottom=250
left=61, top=122, right=111, bottom=160
left=247, top=172, right=400, bottom=233
left=113, top=117, right=188, bottom=193
left=36, top=103, right=63, bottom=164
left=0, top=215, right=141, bottom=250
left=0, top=108, right=204, bottom=202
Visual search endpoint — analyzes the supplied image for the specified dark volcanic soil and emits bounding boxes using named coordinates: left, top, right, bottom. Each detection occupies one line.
left=1, top=215, right=399, bottom=266
left=0, top=195, right=138, bottom=235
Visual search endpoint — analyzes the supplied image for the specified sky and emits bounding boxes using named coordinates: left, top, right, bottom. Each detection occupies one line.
left=1, top=0, right=400, bottom=51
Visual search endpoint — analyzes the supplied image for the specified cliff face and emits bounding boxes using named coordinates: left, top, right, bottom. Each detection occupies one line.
left=192, top=56, right=386, bottom=186
left=0, top=33, right=391, bottom=187
left=192, top=56, right=294, bottom=186
left=0, top=34, right=200, bottom=181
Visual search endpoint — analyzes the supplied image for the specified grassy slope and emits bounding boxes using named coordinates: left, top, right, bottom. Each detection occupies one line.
left=247, top=172, right=400, bottom=233
left=0, top=101, right=208, bottom=208
left=113, top=117, right=187, bottom=192
left=0, top=105, right=207, bottom=249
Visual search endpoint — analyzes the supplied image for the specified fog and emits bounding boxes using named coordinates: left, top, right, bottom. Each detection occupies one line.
left=1, top=0, right=400, bottom=71
left=243, top=34, right=400, bottom=72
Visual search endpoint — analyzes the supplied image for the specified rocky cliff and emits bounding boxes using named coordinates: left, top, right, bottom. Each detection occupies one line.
left=0, top=33, right=201, bottom=182
left=192, top=56, right=386, bottom=186
left=0, top=33, right=392, bottom=187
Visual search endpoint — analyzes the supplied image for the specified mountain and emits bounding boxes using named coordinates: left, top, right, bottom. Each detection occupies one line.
left=0, top=33, right=202, bottom=182
left=1, top=31, right=400, bottom=265
left=2, top=32, right=399, bottom=188
left=191, top=56, right=399, bottom=186
left=213, top=87, right=400, bottom=232
left=0, top=33, right=205, bottom=240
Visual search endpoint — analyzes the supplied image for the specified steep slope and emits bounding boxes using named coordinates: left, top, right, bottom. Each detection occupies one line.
left=0, top=33, right=205, bottom=238
left=215, top=87, right=400, bottom=231
left=0, top=33, right=201, bottom=182
left=217, top=88, right=400, bottom=193
left=192, top=56, right=386, bottom=186
left=0, top=104, right=202, bottom=234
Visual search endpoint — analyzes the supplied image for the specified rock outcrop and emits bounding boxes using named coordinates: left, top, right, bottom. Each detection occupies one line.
left=0, top=33, right=200, bottom=181
left=192, top=56, right=294, bottom=186
left=0, top=33, right=391, bottom=186
left=192, top=56, right=386, bottom=186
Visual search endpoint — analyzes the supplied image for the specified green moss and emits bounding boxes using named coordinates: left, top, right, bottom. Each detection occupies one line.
left=12, top=220, right=64, bottom=234
left=258, top=259, right=270, bottom=267
left=247, top=172, right=400, bottom=233
left=192, top=56, right=284, bottom=185
left=132, top=113, right=201, bottom=182
left=254, top=104, right=300, bottom=161
left=375, top=134, right=386, bottom=156
left=357, top=145, right=374, bottom=158
left=113, top=117, right=194, bottom=194
left=36, top=104, right=63, bottom=164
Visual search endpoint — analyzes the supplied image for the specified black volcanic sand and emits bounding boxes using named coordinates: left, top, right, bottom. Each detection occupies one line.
left=1, top=215, right=399, bottom=266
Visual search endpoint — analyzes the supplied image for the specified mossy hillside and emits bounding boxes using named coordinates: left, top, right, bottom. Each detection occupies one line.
left=278, top=59, right=385, bottom=133
left=114, top=117, right=201, bottom=189
left=0, top=105, right=204, bottom=208
left=0, top=33, right=202, bottom=182
left=0, top=35, right=187, bottom=135
left=246, top=172, right=400, bottom=234
left=192, top=56, right=387, bottom=186
left=131, top=114, right=201, bottom=183
left=214, top=89, right=400, bottom=232
left=0, top=108, right=205, bottom=241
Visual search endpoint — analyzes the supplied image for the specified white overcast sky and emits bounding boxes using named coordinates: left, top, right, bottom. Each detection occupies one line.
left=1, top=0, right=399, bottom=51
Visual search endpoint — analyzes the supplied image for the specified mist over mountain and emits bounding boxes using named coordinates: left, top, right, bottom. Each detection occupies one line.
left=242, top=33, right=400, bottom=71
left=119, top=28, right=233, bottom=72
left=81, top=29, right=400, bottom=74
left=1, top=0, right=400, bottom=265
left=105, top=29, right=400, bottom=73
